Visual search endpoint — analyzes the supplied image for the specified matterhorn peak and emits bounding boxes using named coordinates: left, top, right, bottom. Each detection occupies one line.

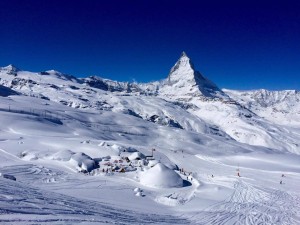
left=162, top=52, right=226, bottom=99
left=169, top=52, right=195, bottom=76
left=181, top=51, right=187, bottom=57
left=180, top=51, right=189, bottom=59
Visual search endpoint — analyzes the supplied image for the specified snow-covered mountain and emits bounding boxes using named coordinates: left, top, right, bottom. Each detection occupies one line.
left=1, top=53, right=300, bottom=154
left=0, top=53, right=300, bottom=224
left=159, top=52, right=227, bottom=100
left=224, top=89, right=300, bottom=127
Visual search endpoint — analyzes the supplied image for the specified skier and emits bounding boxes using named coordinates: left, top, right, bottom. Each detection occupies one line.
left=280, top=180, right=282, bottom=184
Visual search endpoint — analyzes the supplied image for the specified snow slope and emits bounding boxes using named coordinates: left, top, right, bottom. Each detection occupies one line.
left=0, top=52, right=300, bottom=224
left=0, top=94, right=299, bottom=224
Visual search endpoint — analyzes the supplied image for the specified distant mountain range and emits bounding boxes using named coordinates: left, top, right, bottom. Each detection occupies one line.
left=1, top=52, right=300, bottom=154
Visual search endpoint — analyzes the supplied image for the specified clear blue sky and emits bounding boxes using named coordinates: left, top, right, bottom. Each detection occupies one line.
left=0, top=0, right=299, bottom=90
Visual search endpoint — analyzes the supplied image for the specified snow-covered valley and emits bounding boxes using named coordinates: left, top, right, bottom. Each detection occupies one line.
left=0, top=53, right=300, bottom=224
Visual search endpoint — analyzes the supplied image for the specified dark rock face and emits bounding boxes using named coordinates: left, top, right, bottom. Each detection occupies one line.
left=0, top=85, right=19, bottom=97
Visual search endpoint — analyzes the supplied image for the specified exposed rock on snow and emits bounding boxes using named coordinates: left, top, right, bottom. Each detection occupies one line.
left=0, top=64, right=19, bottom=75
left=0, top=84, right=19, bottom=97
left=81, top=140, right=91, bottom=144
left=147, top=114, right=183, bottom=129
left=98, top=141, right=107, bottom=147
left=0, top=173, right=16, bottom=181
left=83, top=76, right=143, bottom=93
left=140, top=163, right=183, bottom=188
left=135, top=191, right=145, bottom=197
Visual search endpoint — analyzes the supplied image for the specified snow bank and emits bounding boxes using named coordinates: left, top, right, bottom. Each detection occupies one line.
left=51, top=150, right=74, bottom=161
left=140, top=163, right=183, bottom=188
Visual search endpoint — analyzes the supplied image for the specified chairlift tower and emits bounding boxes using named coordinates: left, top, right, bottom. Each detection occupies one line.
left=151, top=148, right=156, bottom=157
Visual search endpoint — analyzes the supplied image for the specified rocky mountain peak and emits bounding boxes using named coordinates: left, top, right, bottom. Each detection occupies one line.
left=163, top=52, right=226, bottom=99
left=168, top=52, right=194, bottom=79
left=1, top=64, right=20, bottom=74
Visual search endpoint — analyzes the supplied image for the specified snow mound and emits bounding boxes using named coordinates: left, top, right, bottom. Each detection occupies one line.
left=135, top=191, right=144, bottom=197
left=140, top=163, right=183, bottom=188
left=134, top=187, right=142, bottom=192
left=128, top=152, right=146, bottom=161
left=69, top=152, right=96, bottom=172
left=51, top=150, right=74, bottom=161
left=20, top=151, right=39, bottom=161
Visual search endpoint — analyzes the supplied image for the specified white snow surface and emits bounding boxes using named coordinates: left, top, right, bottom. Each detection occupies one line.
left=0, top=54, right=300, bottom=224
left=140, top=163, right=183, bottom=188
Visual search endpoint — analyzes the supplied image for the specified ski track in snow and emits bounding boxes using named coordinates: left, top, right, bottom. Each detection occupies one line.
left=189, top=180, right=300, bottom=225
left=0, top=178, right=190, bottom=224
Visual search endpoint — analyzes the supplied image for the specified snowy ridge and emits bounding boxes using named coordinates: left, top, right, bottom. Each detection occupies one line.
left=224, top=89, right=300, bottom=127
left=0, top=64, right=19, bottom=75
